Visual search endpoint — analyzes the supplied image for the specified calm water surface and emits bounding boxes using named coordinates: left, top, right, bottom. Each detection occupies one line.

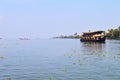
left=0, top=39, right=120, bottom=80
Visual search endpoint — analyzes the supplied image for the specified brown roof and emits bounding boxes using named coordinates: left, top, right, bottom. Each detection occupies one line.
left=83, top=31, right=105, bottom=35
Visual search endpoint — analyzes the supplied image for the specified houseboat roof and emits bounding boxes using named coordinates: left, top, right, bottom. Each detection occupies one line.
left=82, top=31, right=105, bottom=35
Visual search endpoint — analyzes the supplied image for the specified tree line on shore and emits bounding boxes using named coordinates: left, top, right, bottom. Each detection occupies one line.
left=106, top=26, right=120, bottom=39
left=53, top=33, right=80, bottom=39
left=53, top=26, right=120, bottom=39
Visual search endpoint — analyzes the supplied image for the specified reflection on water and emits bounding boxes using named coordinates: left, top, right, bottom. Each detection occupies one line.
left=81, top=42, right=105, bottom=49
left=81, top=42, right=106, bottom=55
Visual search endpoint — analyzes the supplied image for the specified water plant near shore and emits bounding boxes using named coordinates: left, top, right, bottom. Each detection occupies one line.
left=49, top=77, right=54, bottom=80
left=62, top=67, right=67, bottom=72
left=0, top=55, right=5, bottom=59
left=7, top=76, right=12, bottom=80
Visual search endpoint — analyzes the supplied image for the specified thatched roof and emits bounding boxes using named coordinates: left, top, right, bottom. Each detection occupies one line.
left=83, top=31, right=105, bottom=35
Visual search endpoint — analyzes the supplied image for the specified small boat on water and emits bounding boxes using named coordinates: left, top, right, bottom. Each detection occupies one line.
left=80, top=30, right=106, bottom=42
left=19, top=38, right=30, bottom=40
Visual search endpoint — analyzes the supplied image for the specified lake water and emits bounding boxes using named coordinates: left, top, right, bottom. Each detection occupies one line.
left=0, top=39, right=120, bottom=80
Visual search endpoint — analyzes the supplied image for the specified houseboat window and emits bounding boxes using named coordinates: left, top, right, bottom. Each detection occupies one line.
left=101, top=32, right=104, bottom=35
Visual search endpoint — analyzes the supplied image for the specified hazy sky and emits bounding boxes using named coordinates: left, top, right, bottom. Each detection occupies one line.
left=0, top=0, right=120, bottom=38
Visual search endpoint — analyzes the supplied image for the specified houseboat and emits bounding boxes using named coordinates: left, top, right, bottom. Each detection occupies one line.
left=80, top=31, right=106, bottom=42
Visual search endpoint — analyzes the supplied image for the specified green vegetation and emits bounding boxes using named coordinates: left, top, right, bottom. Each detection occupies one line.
left=49, top=77, right=54, bottom=80
left=53, top=33, right=80, bottom=39
left=7, top=76, right=12, bottom=80
left=0, top=55, right=5, bottom=59
left=106, top=26, right=120, bottom=39
left=62, top=68, right=67, bottom=72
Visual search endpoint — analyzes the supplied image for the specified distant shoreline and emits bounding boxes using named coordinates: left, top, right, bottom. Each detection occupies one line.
left=53, top=34, right=80, bottom=39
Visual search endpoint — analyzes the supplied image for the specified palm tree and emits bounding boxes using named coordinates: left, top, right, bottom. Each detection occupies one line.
left=118, top=26, right=120, bottom=38
left=108, top=29, right=114, bottom=38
